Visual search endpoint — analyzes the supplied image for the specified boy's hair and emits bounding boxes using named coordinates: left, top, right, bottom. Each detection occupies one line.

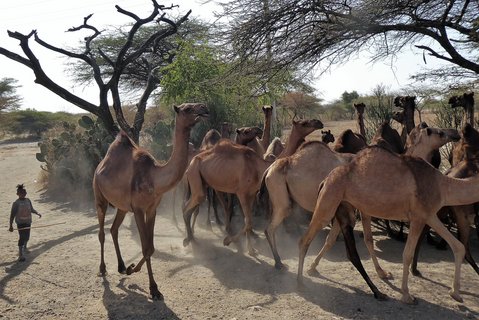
left=16, top=184, right=25, bottom=193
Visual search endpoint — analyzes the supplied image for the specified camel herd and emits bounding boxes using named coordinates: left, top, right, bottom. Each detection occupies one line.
left=92, top=94, right=478, bottom=305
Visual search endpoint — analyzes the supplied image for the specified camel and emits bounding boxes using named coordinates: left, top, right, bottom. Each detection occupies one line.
left=93, top=103, right=209, bottom=300
left=264, top=137, right=285, bottom=161
left=182, top=118, right=323, bottom=255
left=412, top=123, right=479, bottom=276
left=449, top=92, right=476, bottom=165
left=297, top=144, right=479, bottom=304
left=258, top=105, right=273, bottom=151
left=321, top=130, right=335, bottom=144
left=220, top=122, right=233, bottom=139
left=333, top=129, right=367, bottom=153
left=235, top=126, right=263, bottom=149
left=449, top=92, right=475, bottom=128
left=200, top=129, right=221, bottom=151
left=263, top=123, right=459, bottom=279
left=371, top=121, right=404, bottom=154
left=394, top=95, right=416, bottom=134
left=354, top=102, right=366, bottom=138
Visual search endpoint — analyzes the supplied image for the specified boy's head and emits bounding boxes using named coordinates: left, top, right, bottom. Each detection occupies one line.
left=16, top=184, right=27, bottom=198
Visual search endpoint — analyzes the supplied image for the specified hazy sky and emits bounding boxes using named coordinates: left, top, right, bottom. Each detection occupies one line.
left=0, top=0, right=439, bottom=113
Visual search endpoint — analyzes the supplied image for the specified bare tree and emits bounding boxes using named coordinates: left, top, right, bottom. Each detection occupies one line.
left=0, top=77, right=22, bottom=111
left=0, top=1, right=191, bottom=143
left=219, top=0, right=479, bottom=83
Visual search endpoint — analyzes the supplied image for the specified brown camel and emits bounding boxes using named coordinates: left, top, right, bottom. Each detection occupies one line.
left=321, top=129, right=335, bottom=144
left=354, top=102, right=366, bottom=138
left=263, top=137, right=285, bottom=161
left=235, top=126, right=263, bottom=149
left=371, top=121, right=404, bottom=154
left=306, top=124, right=459, bottom=277
left=263, top=123, right=459, bottom=280
left=183, top=119, right=323, bottom=254
left=412, top=123, right=479, bottom=276
left=200, top=129, right=221, bottom=151
left=298, top=145, right=479, bottom=304
left=258, top=105, right=273, bottom=151
left=93, top=103, right=208, bottom=300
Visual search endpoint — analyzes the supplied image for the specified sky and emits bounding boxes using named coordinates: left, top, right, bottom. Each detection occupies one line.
left=0, top=0, right=441, bottom=113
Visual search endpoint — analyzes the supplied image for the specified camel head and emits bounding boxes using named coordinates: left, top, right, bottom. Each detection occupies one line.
left=174, top=103, right=209, bottom=130
left=235, top=126, right=263, bottom=145
left=292, top=118, right=324, bottom=138
left=406, top=122, right=460, bottom=151
left=448, top=92, right=475, bottom=110
left=262, top=105, right=274, bottom=116
left=394, top=96, right=416, bottom=110
left=353, top=103, right=366, bottom=115
left=321, top=130, right=335, bottom=144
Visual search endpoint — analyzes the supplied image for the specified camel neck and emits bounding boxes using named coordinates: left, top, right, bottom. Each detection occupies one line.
left=443, top=174, right=479, bottom=207
left=154, top=120, right=191, bottom=192
left=278, top=129, right=303, bottom=158
left=261, top=114, right=272, bottom=150
left=357, top=114, right=366, bottom=138
left=405, top=145, right=434, bottom=163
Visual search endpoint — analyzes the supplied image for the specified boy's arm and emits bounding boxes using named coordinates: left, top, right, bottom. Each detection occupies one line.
left=10, top=201, right=17, bottom=227
left=28, top=199, right=41, bottom=217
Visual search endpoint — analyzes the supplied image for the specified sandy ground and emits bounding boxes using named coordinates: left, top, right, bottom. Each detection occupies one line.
left=1, top=141, right=479, bottom=320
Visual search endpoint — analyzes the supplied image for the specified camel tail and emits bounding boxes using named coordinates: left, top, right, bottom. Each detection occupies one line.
left=257, top=169, right=271, bottom=219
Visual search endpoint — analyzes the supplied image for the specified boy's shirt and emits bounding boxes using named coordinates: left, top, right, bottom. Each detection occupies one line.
left=11, top=198, right=36, bottom=224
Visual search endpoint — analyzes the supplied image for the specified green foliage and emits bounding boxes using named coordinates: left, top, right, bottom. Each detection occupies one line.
left=361, top=86, right=395, bottom=143
left=144, top=119, right=174, bottom=161
left=0, top=77, right=22, bottom=111
left=37, top=116, right=114, bottom=200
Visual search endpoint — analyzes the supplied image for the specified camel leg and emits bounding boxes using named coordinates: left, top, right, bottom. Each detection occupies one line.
left=411, top=225, right=430, bottom=276
left=453, top=205, right=479, bottom=275
left=361, top=214, right=392, bottom=280
left=133, top=210, right=163, bottom=300
left=307, top=217, right=341, bottom=276
left=205, top=187, right=214, bottom=231
left=425, top=214, right=465, bottom=303
left=96, top=198, right=108, bottom=277
left=224, top=193, right=256, bottom=256
left=110, top=209, right=128, bottom=274
left=298, top=184, right=341, bottom=285
left=264, top=201, right=291, bottom=270
left=182, top=171, right=206, bottom=247
left=400, top=220, right=426, bottom=304
left=336, top=209, right=387, bottom=300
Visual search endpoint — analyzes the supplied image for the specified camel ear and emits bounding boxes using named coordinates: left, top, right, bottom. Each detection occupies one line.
left=173, top=105, right=179, bottom=113
left=236, top=128, right=240, bottom=134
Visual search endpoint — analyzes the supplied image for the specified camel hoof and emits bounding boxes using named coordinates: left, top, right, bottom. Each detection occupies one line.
left=223, top=236, right=232, bottom=246
left=306, top=267, right=319, bottom=277
left=183, top=238, right=191, bottom=247
left=151, top=289, right=164, bottom=301
left=97, top=270, right=108, bottom=277
left=449, top=290, right=463, bottom=303
left=378, top=271, right=394, bottom=280
left=374, top=291, right=389, bottom=301
left=274, top=262, right=289, bottom=271
left=248, top=248, right=258, bottom=257
left=411, top=268, right=422, bottom=277
left=401, top=294, right=418, bottom=305
left=126, top=263, right=136, bottom=275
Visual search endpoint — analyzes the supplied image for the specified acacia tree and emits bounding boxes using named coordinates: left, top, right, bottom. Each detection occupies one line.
left=0, top=1, right=191, bottom=143
left=0, top=77, right=22, bottom=111
left=219, top=0, right=479, bottom=85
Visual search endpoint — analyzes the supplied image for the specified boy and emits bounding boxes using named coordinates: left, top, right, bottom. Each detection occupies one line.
left=8, top=184, right=41, bottom=261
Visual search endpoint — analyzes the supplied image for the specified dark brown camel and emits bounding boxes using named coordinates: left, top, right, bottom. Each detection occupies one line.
left=354, top=102, right=366, bottom=138
left=449, top=92, right=475, bottom=128
left=321, top=130, right=335, bottom=144
left=93, top=103, right=208, bottom=300
left=333, top=129, right=367, bottom=154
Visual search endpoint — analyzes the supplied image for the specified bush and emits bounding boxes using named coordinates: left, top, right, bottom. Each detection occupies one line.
left=37, top=116, right=114, bottom=202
